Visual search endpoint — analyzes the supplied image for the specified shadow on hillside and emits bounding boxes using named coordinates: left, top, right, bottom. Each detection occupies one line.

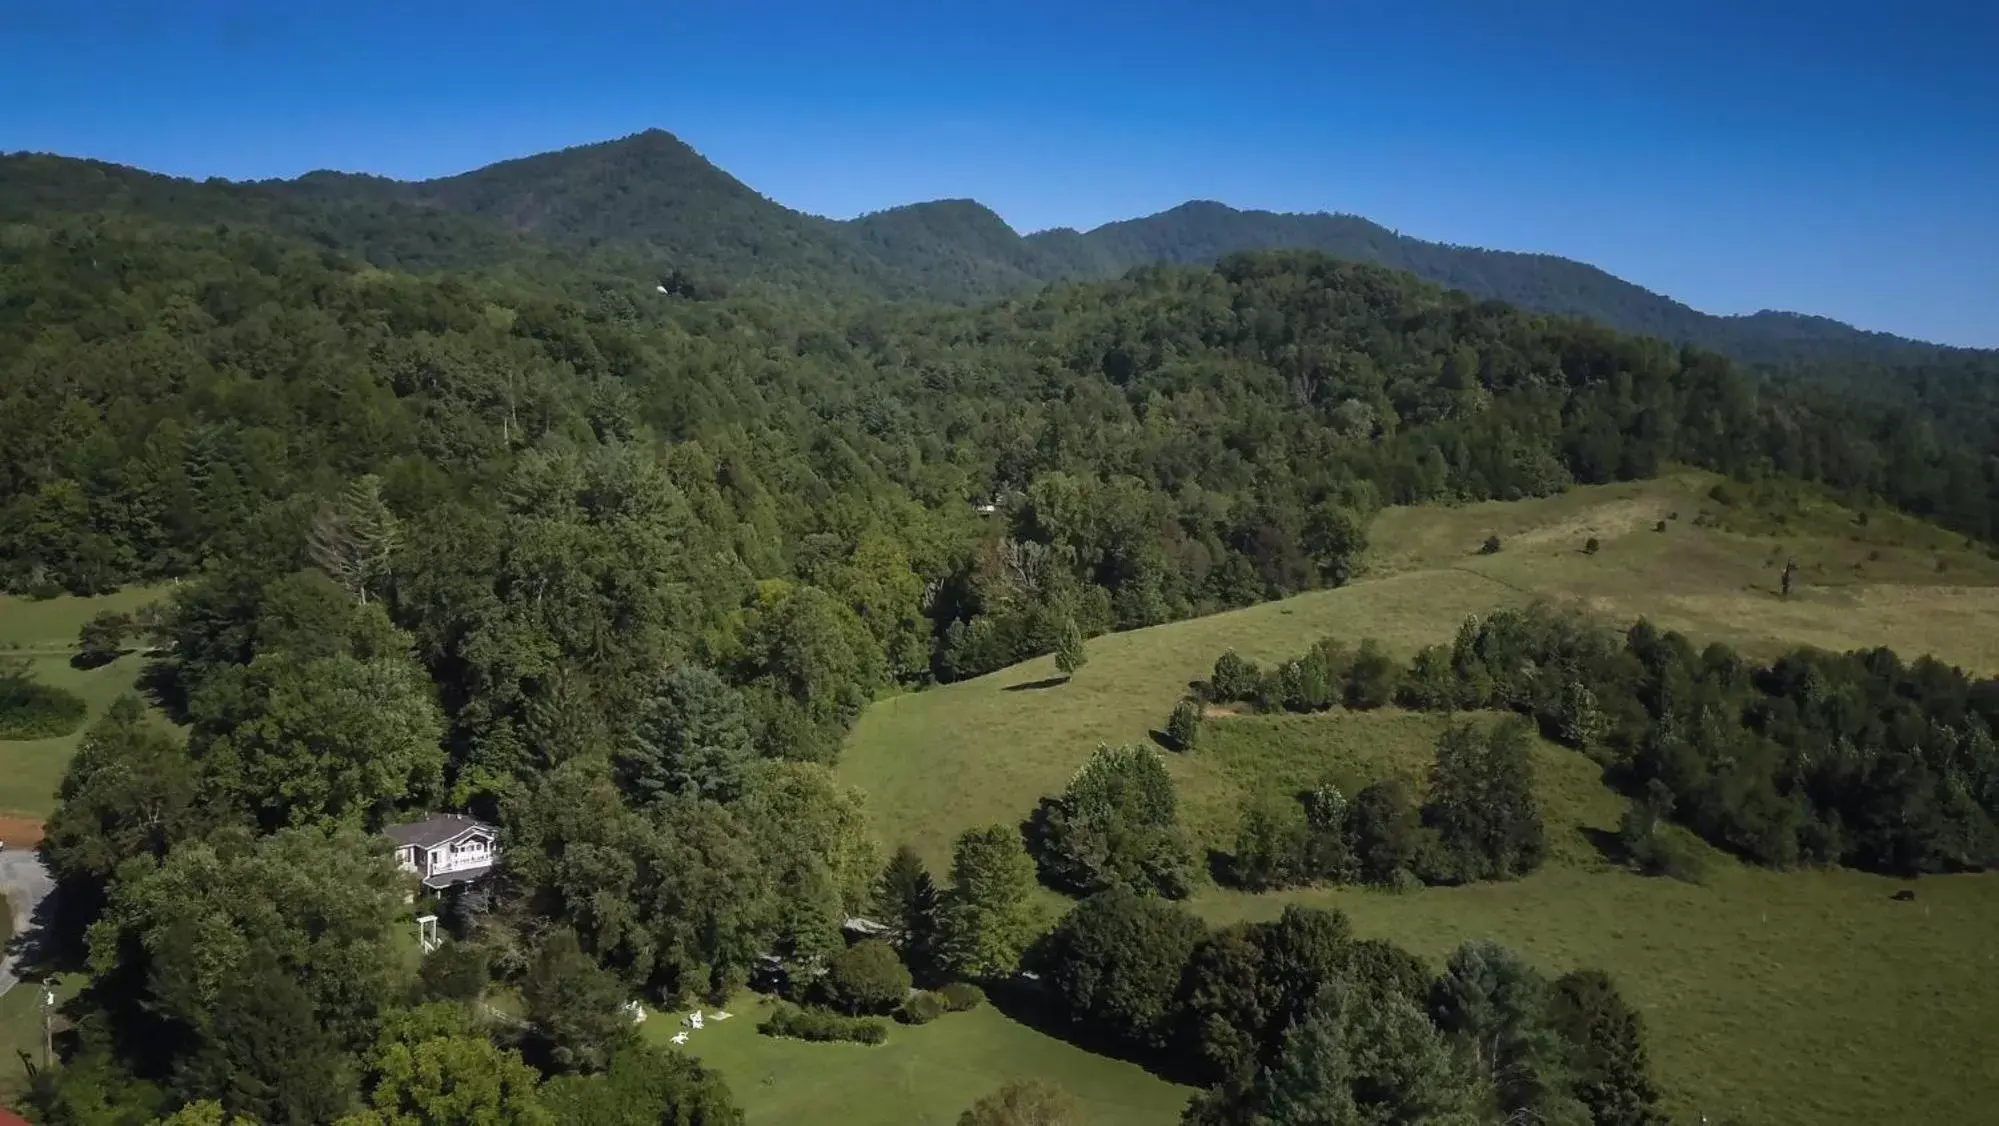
left=1003, top=676, right=1068, bottom=692
left=1204, top=847, right=1237, bottom=887
left=1578, top=826, right=1625, bottom=865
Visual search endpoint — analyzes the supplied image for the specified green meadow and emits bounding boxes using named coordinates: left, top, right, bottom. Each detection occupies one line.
left=834, top=473, right=1999, bottom=1125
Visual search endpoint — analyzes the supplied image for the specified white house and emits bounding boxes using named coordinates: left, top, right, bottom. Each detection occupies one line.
left=384, top=813, right=499, bottom=889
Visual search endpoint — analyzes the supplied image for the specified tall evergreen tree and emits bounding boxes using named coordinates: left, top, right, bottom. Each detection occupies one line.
left=939, top=825, right=1039, bottom=979
left=617, top=664, right=754, bottom=804
left=1053, top=616, right=1088, bottom=680
left=874, top=844, right=942, bottom=977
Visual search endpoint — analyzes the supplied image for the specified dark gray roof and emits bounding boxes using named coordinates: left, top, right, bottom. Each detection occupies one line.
left=383, top=813, right=496, bottom=850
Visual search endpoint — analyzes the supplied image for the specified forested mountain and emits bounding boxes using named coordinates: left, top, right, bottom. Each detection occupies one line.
left=5, top=129, right=1991, bottom=373
left=8, top=166, right=1999, bottom=1124
left=6, top=206, right=1996, bottom=685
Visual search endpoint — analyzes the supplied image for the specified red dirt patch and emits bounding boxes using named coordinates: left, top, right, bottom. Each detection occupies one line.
left=0, top=816, right=45, bottom=848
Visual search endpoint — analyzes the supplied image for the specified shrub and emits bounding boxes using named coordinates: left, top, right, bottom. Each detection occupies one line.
left=758, top=1004, right=889, bottom=1044
left=1343, top=638, right=1400, bottom=710
left=818, top=939, right=911, bottom=1014
left=1165, top=698, right=1203, bottom=751
left=959, top=1079, right=1083, bottom=1126
left=1583, top=536, right=1601, bottom=555
left=1617, top=782, right=1707, bottom=884
left=896, top=990, right=949, bottom=1025
left=1285, top=652, right=1336, bottom=712
left=1654, top=520, right=1667, bottom=533
left=938, top=982, right=986, bottom=1012
left=1479, top=534, right=1502, bottom=555
left=0, top=660, right=88, bottom=740
left=418, top=940, right=491, bottom=1003
left=1230, top=796, right=1310, bottom=890
left=1208, top=650, right=1260, bottom=702
left=1398, top=645, right=1460, bottom=710
left=1349, top=779, right=1426, bottom=886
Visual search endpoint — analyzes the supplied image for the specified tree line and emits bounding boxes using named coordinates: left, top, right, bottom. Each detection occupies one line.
left=1036, top=894, right=1666, bottom=1126
left=1195, top=602, right=1999, bottom=875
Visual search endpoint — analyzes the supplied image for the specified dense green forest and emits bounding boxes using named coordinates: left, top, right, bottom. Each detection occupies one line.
left=3, top=155, right=1998, bottom=1123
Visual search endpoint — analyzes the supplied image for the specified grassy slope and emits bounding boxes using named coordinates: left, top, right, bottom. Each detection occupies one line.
left=839, top=472, right=1999, bottom=1126
left=0, top=587, right=166, bottom=817
left=848, top=473, right=1999, bottom=868
left=650, top=995, right=1192, bottom=1126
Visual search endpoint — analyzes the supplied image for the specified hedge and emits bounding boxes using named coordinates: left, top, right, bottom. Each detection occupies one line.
left=757, top=1004, right=889, bottom=1045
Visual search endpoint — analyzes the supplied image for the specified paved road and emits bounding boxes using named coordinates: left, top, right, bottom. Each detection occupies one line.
left=0, top=847, right=54, bottom=998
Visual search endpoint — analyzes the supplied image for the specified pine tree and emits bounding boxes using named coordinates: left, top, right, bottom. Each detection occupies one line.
left=938, top=825, right=1038, bottom=979
left=307, top=474, right=399, bottom=604
left=618, top=665, right=754, bottom=804
left=874, top=844, right=942, bottom=976
left=1166, top=698, right=1204, bottom=751
left=1551, top=970, right=1668, bottom=1126
left=1053, top=616, right=1087, bottom=680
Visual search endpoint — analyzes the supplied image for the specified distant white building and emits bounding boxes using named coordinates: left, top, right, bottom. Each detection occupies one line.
left=384, top=813, right=499, bottom=890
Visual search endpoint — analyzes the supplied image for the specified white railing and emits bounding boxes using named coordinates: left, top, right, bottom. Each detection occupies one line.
left=429, top=851, right=495, bottom=875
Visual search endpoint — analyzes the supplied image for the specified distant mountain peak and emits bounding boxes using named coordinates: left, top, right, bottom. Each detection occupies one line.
left=0, top=131, right=1974, bottom=360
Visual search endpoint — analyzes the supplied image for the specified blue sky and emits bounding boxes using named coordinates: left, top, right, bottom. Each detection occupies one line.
left=5, top=0, right=1995, bottom=346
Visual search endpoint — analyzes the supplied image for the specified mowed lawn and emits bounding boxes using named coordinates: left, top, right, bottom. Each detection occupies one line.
left=649, top=994, right=1191, bottom=1126
left=838, top=475, right=1999, bottom=1126
left=0, top=586, right=167, bottom=819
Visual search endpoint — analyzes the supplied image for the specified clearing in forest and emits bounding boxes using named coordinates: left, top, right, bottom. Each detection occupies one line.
left=0, top=586, right=169, bottom=820
left=837, top=472, right=1999, bottom=1126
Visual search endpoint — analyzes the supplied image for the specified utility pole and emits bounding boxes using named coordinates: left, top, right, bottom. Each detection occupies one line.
left=42, top=978, right=56, bottom=1069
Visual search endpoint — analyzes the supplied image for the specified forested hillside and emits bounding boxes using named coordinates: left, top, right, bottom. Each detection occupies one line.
left=8, top=170, right=1999, bottom=1122
left=9, top=213, right=1997, bottom=687
left=8, top=129, right=1995, bottom=376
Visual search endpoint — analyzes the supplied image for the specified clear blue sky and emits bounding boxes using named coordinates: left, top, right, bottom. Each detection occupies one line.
left=5, top=0, right=1995, bottom=346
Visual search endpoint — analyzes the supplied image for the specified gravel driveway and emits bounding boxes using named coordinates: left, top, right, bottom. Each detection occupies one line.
left=0, top=846, right=54, bottom=998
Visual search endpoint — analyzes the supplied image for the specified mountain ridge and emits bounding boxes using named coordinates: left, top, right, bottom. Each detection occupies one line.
left=0, top=128, right=1982, bottom=365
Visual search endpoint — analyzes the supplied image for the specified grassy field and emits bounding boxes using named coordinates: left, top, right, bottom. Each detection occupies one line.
left=838, top=472, right=1999, bottom=1126
left=0, top=586, right=166, bottom=819
left=648, top=994, right=1192, bottom=1125
left=1184, top=708, right=1999, bottom=1125
left=845, top=473, right=1999, bottom=869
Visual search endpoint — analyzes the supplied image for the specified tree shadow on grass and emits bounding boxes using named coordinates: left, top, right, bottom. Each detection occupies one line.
left=982, top=975, right=1190, bottom=1085
left=1003, top=676, right=1068, bottom=692
left=1578, top=826, right=1625, bottom=865
left=136, top=659, right=191, bottom=723
left=1204, top=847, right=1236, bottom=887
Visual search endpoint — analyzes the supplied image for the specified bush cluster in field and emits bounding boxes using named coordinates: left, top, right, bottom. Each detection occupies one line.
left=1195, top=600, right=1999, bottom=876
